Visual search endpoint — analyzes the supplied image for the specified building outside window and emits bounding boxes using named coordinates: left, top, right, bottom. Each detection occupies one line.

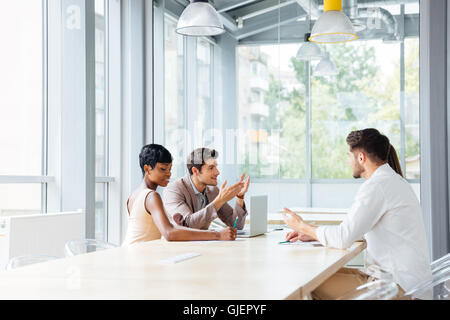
left=237, top=4, right=420, bottom=212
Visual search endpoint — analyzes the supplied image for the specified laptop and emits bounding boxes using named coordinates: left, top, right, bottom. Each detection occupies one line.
left=236, top=195, right=268, bottom=238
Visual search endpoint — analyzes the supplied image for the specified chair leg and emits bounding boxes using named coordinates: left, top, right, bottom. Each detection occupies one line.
left=302, top=293, right=313, bottom=300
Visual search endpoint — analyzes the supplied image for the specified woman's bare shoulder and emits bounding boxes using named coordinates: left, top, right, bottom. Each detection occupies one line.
left=144, top=190, right=163, bottom=206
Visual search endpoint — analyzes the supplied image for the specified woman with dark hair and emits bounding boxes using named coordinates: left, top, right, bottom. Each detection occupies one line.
left=122, top=144, right=236, bottom=246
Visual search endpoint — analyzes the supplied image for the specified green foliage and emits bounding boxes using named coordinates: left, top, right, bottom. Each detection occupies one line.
left=240, top=40, right=420, bottom=179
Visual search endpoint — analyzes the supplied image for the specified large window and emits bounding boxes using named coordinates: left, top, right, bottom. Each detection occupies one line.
left=196, top=38, right=213, bottom=144
left=0, top=0, right=44, bottom=216
left=237, top=4, right=420, bottom=211
left=95, top=0, right=108, bottom=241
left=164, top=14, right=185, bottom=179
left=160, top=10, right=215, bottom=178
left=404, top=38, right=420, bottom=179
left=311, top=41, right=406, bottom=179
left=238, top=45, right=307, bottom=179
left=0, top=0, right=116, bottom=241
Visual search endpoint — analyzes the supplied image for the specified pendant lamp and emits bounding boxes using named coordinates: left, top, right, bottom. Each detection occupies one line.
left=296, top=0, right=323, bottom=61
left=296, top=33, right=324, bottom=61
left=314, top=52, right=339, bottom=76
left=176, top=0, right=225, bottom=36
left=309, top=0, right=357, bottom=43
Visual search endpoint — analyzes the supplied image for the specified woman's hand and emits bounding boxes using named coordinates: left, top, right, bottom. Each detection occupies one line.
left=218, top=227, right=237, bottom=240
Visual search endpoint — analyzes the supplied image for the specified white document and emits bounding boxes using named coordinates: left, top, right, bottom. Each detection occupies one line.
left=279, top=241, right=322, bottom=246
left=157, top=252, right=201, bottom=265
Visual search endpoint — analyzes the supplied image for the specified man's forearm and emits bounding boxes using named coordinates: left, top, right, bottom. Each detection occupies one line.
left=236, top=197, right=244, bottom=208
left=184, top=205, right=218, bottom=229
left=212, top=196, right=225, bottom=212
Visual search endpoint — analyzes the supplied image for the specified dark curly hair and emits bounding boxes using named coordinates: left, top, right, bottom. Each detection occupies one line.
left=139, top=144, right=173, bottom=176
left=346, top=128, right=403, bottom=177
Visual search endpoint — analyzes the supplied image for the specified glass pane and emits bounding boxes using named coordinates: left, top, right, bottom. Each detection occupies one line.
left=95, top=0, right=106, bottom=177
left=95, top=0, right=107, bottom=241
left=195, top=38, right=212, bottom=146
left=237, top=43, right=308, bottom=212
left=95, top=183, right=107, bottom=241
left=236, top=1, right=419, bottom=209
left=164, top=14, right=185, bottom=179
left=308, top=2, right=420, bottom=207
left=0, top=1, right=43, bottom=175
left=237, top=44, right=307, bottom=179
left=404, top=38, right=420, bottom=179
left=0, top=184, right=41, bottom=217
left=311, top=41, right=402, bottom=179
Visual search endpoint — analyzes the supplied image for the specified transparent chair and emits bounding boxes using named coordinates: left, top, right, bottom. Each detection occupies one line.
left=403, top=264, right=450, bottom=300
left=6, top=254, right=59, bottom=270
left=64, top=239, right=118, bottom=257
left=430, top=253, right=450, bottom=274
left=363, top=264, right=394, bottom=281
left=337, top=279, right=399, bottom=300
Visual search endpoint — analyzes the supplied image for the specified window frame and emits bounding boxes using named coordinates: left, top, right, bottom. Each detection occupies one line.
left=154, top=6, right=217, bottom=178
left=236, top=39, right=421, bottom=188
left=0, top=0, right=51, bottom=215
left=0, top=0, right=121, bottom=243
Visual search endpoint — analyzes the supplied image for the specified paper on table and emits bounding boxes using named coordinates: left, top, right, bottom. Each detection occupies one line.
left=279, top=241, right=322, bottom=246
left=157, top=252, right=201, bottom=265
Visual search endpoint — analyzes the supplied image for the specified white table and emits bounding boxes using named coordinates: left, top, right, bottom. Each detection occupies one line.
left=0, top=230, right=365, bottom=300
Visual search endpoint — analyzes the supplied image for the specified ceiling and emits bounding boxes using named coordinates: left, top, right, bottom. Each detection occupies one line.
left=164, top=0, right=419, bottom=44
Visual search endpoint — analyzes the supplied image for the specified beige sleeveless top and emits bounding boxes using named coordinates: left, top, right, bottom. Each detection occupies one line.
left=122, top=189, right=162, bottom=246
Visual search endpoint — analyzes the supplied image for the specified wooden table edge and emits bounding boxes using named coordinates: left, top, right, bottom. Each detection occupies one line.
left=295, top=240, right=367, bottom=300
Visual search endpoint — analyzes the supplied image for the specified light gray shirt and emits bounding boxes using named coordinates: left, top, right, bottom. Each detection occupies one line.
left=188, top=175, right=209, bottom=210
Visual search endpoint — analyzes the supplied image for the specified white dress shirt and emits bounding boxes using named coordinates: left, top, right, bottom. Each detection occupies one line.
left=316, top=164, right=432, bottom=292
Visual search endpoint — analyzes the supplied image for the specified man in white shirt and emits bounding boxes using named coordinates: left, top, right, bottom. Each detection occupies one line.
left=282, top=128, right=432, bottom=300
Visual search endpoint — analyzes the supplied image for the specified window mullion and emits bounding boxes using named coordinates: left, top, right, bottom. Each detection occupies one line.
left=42, top=0, right=49, bottom=213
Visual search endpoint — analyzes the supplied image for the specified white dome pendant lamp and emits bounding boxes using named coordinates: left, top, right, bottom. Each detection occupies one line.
left=314, top=52, right=339, bottom=77
left=296, top=32, right=324, bottom=61
left=176, top=0, right=225, bottom=36
left=296, top=0, right=323, bottom=61
left=309, top=0, right=357, bottom=43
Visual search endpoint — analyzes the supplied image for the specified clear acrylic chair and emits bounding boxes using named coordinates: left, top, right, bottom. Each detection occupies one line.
left=64, top=239, right=118, bottom=257
left=337, top=279, right=399, bottom=300
left=363, top=264, right=394, bottom=281
left=6, top=254, right=59, bottom=270
left=403, top=264, right=450, bottom=300
left=430, top=253, right=450, bottom=274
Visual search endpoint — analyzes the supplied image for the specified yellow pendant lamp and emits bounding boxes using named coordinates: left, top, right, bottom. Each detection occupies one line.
left=309, top=0, right=357, bottom=43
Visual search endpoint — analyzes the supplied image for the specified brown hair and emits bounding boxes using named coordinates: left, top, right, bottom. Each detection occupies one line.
left=186, top=148, right=219, bottom=175
left=346, top=128, right=403, bottom=177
